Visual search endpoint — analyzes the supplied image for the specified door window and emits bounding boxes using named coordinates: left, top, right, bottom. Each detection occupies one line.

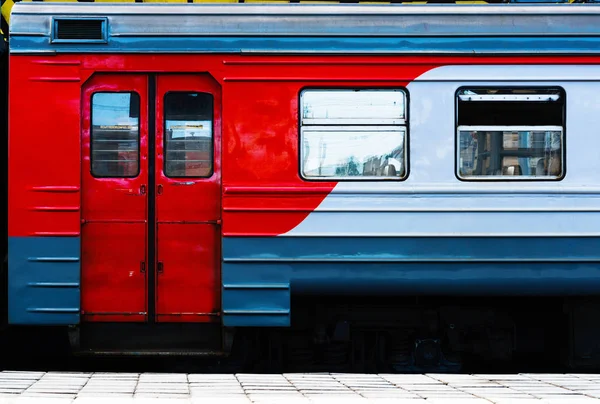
left=164, top=92, right=213, bottom=178
left=91, top=92, right=140, bottom=177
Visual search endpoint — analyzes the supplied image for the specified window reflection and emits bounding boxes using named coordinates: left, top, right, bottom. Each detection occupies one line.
left=458, top=129, right=563, bottom=178
left=302, top=130, right=405, bottom=179
left=91, top=92, right=140, bottom=177
left=164, top=92, right=213, bottom=178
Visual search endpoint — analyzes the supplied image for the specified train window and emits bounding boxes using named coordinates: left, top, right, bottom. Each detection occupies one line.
left=91, top=92, right=140, bottom=177
left=164, top=92, right=213, bottom=178
left=300, top=89, right=407, bottom=180
left=456, top=88, right=565, bottom=180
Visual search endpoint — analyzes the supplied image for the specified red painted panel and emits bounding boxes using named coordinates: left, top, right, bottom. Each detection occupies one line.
left=81, top=222, right=147, bottom=322
left=154, top=74, right=222, bottom=321
left=81, top=74, right=149, bottom=223
left=8, top=57, right=84, bottom=237
left=156, top=223, right=220, bottom=322
left=155, top=74, right=221, bottom=223
left=80, top=74, right=149, bottom=322
left=12, top=54, right=600, bottom=241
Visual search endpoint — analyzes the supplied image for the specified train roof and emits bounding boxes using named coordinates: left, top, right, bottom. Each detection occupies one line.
left=9, top=2, right=600, bottom=55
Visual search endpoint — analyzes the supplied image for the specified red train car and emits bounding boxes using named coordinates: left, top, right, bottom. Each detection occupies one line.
left=7, top=1, right=600, bottom=370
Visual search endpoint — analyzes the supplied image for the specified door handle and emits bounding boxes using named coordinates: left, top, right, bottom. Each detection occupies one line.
left=140, top=185, right=146, bottom=195
left=157, top=184, right=163, bottom=195
left=157, top=262, right=164, bottom=274
left=140, top=262, right=146, bottom=273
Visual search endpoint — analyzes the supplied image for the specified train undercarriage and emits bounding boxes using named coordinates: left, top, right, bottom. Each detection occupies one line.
left=1, top=295, right=600, bottom=373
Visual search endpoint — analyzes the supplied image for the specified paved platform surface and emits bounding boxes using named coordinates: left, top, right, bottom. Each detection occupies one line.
left=1, top=372, right=600, bottom=403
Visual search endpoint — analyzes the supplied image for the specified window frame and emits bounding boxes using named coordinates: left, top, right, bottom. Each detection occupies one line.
left=454, top=86, right=566, bottom=182
left=90, top=91, right=141, bottom=179
left=298, top=87, right=409, bottom=182
left=163, top=91, right=215, bottom=179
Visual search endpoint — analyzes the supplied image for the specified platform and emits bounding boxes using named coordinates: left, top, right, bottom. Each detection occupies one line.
left=1, top=372, right=600, bottom=403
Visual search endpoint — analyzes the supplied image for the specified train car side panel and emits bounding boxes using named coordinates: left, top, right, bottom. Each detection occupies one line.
left=8, top=56, right=83, bottom=324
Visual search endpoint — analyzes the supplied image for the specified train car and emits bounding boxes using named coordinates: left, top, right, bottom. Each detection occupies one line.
left=6, top=1, right=600, bottom=371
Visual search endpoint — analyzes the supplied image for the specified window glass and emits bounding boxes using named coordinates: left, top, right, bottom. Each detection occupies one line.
left=300, top=89, right=407, bottom=180
left=458, top=129, right=563, bottom=178
left=91, top=92, right=140, bottom=177
left=302, top=130, right=405, bottom=179
left=301, top=89, right=405, bottom=124
left=164, top=92, right=213, bottom=178
left=456, top=88, right=565, bottom=180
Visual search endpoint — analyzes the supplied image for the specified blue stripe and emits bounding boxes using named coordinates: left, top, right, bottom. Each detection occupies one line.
left=8, top=237, right=80, bottom=325
left=224, top=236, right=600, bottom=262
left=222, top=236, right=600, bottom=326
left=12, top=36, right=600, bottom=55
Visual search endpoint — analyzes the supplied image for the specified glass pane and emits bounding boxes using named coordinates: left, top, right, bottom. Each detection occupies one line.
left=91, top=92, right=140, bottom=177
left=302, top=130, right=405, bottom=179
left=164, top=92, right=213, bottom=178
left=458, top=129, right=563, bottom=179
left=301, top=89, right=405, bottom=123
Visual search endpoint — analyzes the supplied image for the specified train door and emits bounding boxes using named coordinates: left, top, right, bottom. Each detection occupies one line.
left=81, top=74, right=221, bottom=323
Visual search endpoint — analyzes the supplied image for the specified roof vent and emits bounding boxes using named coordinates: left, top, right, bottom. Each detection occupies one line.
left=52, top=18, right=107, bottom=43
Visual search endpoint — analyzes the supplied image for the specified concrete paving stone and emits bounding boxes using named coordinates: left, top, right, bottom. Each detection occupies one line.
left=359, top=392, right=423, bottom=398
left=250, top=399, right=310, bottom=404
left=12, top=398, right=75, bottom=404
left=511, top=388, right=573, bottom=393
left=26, top=387, right=83, bottom=393
left=422, top=399, right=493, bottom=404
left=81, top=387, right=136, bottom=391
left=189, top=381, right=240, bottom=384
left=190, top=394, right=247, bottom=399
left=400, top=385, right=460, bottom=391
left=356, top=400, right=429, bottom=404
left=0, top=388, right=26, bottom=394
left=416, top=393, right=482, bottom=399
left=80, top=388, right=136, bottom=393
left=306, top=399, right=368, bottom=404
left=190, top=386, right=244, bottom=391
left=77, top=392, right=135, bottom=397
left=237, top=376, right=288, bottom=380
left=29, top=383, right=86, bottom=387
left=188, top=376, right=237, bottom=382
left=380, top=375, right=441, bottom=383
left=189, top=385, right=241, bottom=390
left=0, top=381, right=40, bottom=388
left=532, top=396, right=589, bottom=402
left=42, top=373, right=92, bottom=378
left=246, top=393, right=306, bottom=399
left=296, top=388, right=352, bottom=393
left=133, top=394, right=191, bottom=400
left=350, top=387, right=401, bottom=391
left=132, top=398, right=192, bottom=404
left=300, top=390, right=357, bottom=395
left=190, top=399, right=251, bottom=404
left=138, top=376, right=187, bottom=382
left=19, top=392, right=78, bottom=399
left=243, top=387, right=297, bottom=391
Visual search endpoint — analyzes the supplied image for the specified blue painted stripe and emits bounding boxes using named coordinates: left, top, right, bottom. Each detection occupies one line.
left=8, top=237, right=80, bottom=325
left=224, top=236, right=600, bottom=262
left=222, top=236, right=600, bottom=326
left=222, top=236, right=600, bottom=295
left=11, top=36, right=600, bottom=55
